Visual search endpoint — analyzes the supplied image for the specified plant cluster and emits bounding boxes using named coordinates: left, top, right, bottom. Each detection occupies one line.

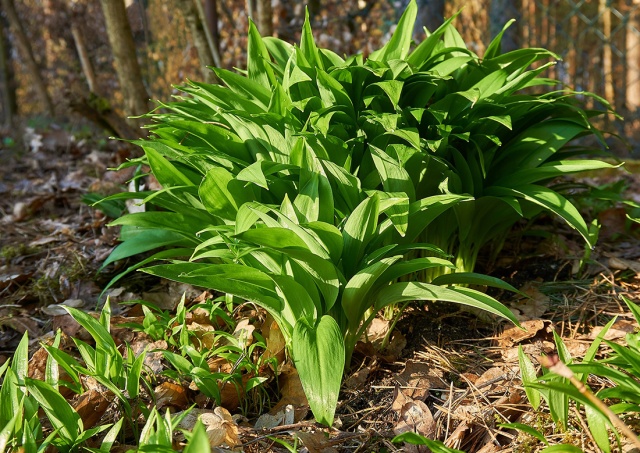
left=99, top=0, right=614, bottom=425
left=0, top=296, right=265, bottom=452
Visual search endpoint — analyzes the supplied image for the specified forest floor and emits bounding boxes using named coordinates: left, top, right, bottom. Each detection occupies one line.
left=1, top=122, right=640, bottom=452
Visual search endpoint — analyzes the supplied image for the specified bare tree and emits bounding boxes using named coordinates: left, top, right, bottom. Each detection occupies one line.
left=204, top=0, right=221, bottom=63
left=1, top=0, right=54, bottom=116
left=0, top=12, right=16, bottom=128
left=257, top=0, right=273, bottom=36
left=626, top=2, right=640, bottom=112
left=99, top=0, right=150, bottom=124
left=183, top=0, right=221, bottom=82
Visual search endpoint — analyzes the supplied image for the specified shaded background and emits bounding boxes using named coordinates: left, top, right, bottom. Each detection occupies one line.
left=2, top=0, right=640, bottom=155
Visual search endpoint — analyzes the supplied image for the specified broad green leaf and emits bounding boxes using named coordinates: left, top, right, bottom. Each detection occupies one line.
left=97, top=418, right=123, bottom=453
left=212, top=67, right=271, bottom=107
left=25, top=378, right=81, bottom=444
left=292, top=316, right=345, bottom=426
left=431, top=272, right=520, bottom=294
left=374, top=282, right=520, bottom=326
left=101, top=230, right=191, bottom=268
left=498, top=423, right=548, bottom=446
left=144, top=146, right=194, bottom=187
left=12, top=332, right=28, bottom=385
left=184, top=420, right=212, bottom=453
left=585, top=404, right=611, bottom=453
left=342, top=195, right=380, bottom=276
left=392, top=432, right=465, bottom=453
left=342, top=256, right=402, bottom=328
left=369, top=0, right=417, bottom=62
left=484, top=185, right=591, bottom=245
left=199, top=167, right=256, bottom=221
left=518, top=345, right=541, bottom=410
left=247, top=20, right=277, bottom=88
left=493, top=160, right=616, bottom=187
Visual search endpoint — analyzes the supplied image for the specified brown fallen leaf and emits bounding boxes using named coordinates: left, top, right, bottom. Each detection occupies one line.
left=393, top=398, right=436, bottom=444
left=366, top=318, right=390, bottom=345
left=608, top=256, right=640, bottom=274
left=155, top=382, right=188, bottom=410
left=496, top=319, right=553, bottom=349
left=508, top=282, right=550, bottom=320
left=261, top=316, right=286, bottom=365
left=233, top=318, right=255, bottom=348
left=395, top=360, right=441, bottom=401
left=344, top=366, right=370, bottom=390
left=297, top=431, right=339, bottom=453
left=176, top=408, right=240, bottom=448
left=74, top=388, right=113, bottom=429
left=201, top=407, right=241, bottom=448
left=254, top=404, right=294, bottom=429
left=586, top=318, right=638, bottom=341
left=269, top=363, right=309, bottom=422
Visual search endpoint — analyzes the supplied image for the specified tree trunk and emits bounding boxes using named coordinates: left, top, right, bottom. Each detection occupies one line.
left=0, top=12, right=16, bottom=128
left=70, top=21, right=98, bottom=93
left=204, top=0, right=221, bottom=63
left=257, top=0, right=273, bottom=36
left=183, top=0, right=216, bottom=82
left=1, top=0, right=54, bottom=116
left=194, top=0, right=221, bottom=69
left=626, top=1, right=640, bottom=111
left=99, top=0, right=150, bottom=124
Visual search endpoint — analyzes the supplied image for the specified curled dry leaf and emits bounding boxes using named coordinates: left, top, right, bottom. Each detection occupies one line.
left=344, top=366, right=370, bottom=390
left=254, top=404, right=294, bottom=429
left=232, top=318, right=255, bottom=348
left=395, top=360, right=442, bottom=401
left=177, top=408, right=240, bottom=448
left=297, top=430, right=339, bottom=453
left=155, top=381, right=188, bottom=410
left=608, top=255, right=640, bottom=274
left=188, top=321, right=217, bottom=349
left=508, top=282, right=550, bottom=320
left=269, top=362, right=309, bottom=422
left=261, top=316, right=286, bottom=365
left=366, top=318, right=390, bottom=346
left=394, top=399, right=436, bottom=440
left=41, top=298, right=84, bottom=316
left=73, top=388, right=113, bottom=429
left=496, top=319, right=553, bottom=348
left=200, top=407, right=241, bottom=448
left=586, top=318, right=638, bottom=341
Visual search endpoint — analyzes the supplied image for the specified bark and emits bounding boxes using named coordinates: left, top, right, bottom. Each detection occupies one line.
left=98, top=0, right=150, bottom=123
left=599, top=0, right=614, bottom=116
left=257, top=0, right=273, bottom=37
left=1, top=0, right=54, bottom=116
left=0, top=12, right=16, bottom=128
left=70, top=20, right=98, bottom=93
left=183, top=0, right=216, bottom=82
left=626, top=1, right=640, bottom=111
left=204, top=0, right=221, bottom=62
left=194, top=0, right=221, bottom=68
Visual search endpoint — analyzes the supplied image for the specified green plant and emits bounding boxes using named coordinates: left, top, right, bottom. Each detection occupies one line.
left=98, top=0, right=618, bottom=425
left=41, top=300, right=152, bottom=439
left=517, top=298, right=640, bottom=452
left=392, top=432, right=464, bottom=452
left=0, top=333, right=114, bottom=453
